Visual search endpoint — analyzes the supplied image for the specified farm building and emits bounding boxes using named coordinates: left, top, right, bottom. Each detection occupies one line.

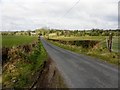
left=30, top=32, right=36, bottom=36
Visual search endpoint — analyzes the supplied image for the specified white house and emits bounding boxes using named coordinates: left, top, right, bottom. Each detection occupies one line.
left=30, top=32, right=36, bottom=36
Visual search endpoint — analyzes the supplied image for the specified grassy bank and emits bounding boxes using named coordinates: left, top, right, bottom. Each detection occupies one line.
left=3, top=40, right=47, bottom=88
left=2, top=35, right=38, bottom=47
left=48, top=37, right=119, bottom=66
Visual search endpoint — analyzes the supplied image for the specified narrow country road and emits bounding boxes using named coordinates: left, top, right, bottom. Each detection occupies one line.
left=41, top=37, right=119, bottom=88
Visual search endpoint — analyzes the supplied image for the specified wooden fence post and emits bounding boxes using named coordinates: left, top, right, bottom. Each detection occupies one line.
left=108, top=33, right=112, bottom=52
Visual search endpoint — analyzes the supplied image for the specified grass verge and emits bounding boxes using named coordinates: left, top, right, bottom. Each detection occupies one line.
left=48, top=39, right=119, bottom=66
left=2, top=40, right=47, bottom=88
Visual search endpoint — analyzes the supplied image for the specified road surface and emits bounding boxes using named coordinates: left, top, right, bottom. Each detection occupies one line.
left=41, top=37, right=119, bottom=88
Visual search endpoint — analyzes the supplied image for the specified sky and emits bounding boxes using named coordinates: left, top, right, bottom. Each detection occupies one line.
left=0, top=0, right=119, bottom=31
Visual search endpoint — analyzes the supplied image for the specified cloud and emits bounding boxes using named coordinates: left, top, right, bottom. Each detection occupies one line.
left=1, top=0, right=119, bottom=31
left=0, top=1, right=1, bottom=31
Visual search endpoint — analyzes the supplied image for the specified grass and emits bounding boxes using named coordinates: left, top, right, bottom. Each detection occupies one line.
left=49, top=36, right=107, bottom=41
left=49, top=36, right=120, bottom=52
left=2, top=35, right=38, bottom=47
left=3, top=41, right=48, bottom=88
left=112, top=36, right=120, bottom=52
left=48, top=36, right=119, bottom=66
left=0, top=35, right=2, bottom=48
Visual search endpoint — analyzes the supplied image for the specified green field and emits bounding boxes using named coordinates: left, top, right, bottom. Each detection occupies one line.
left=49, top=36, right=107, bottom=41
left=49, top=36, right=119, bottom=52
left=48, top=36, right=119, bottom=65
left=2, top=35, right=38, bottom=47
left=112, top=36, right=120, bottom=52
left=0, top=35, right=2, bottom=48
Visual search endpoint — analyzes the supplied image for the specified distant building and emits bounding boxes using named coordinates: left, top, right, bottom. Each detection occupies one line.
left=30, top=32, right=36, bottom=36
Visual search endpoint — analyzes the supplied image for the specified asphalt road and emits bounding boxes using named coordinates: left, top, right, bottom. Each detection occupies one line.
left=41, top=37, right=119, bottom=88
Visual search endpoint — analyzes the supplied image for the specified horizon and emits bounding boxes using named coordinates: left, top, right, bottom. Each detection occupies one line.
left=0, top=28, right=119, bottom=32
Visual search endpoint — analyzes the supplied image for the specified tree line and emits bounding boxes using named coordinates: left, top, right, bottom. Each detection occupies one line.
left=1, top=29, right=120, bottom=36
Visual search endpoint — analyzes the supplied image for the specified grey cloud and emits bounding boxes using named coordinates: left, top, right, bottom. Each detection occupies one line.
left=1, top=0, right=119, bottom=31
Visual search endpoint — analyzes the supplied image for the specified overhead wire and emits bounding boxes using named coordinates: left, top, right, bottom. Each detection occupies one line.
left=57, top=0, right=80, bottom=30
left=61, top=0, right=80, bottom=18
